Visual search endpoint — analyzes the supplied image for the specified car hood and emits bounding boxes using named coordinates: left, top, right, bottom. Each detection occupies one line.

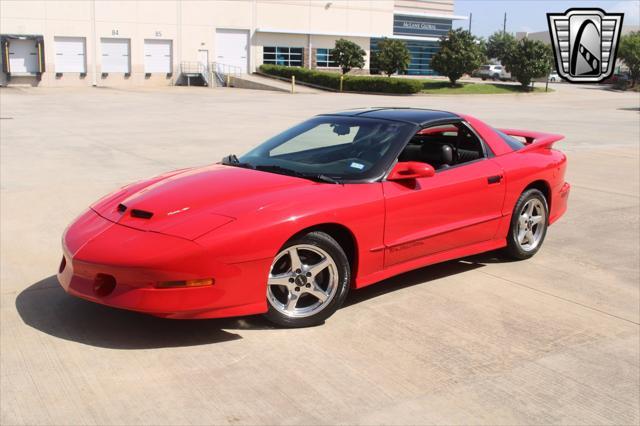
left=91, top=164, right=313, bottom=240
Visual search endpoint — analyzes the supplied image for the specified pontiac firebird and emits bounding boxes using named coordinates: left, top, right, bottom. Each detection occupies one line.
left=58, top=108, right=570, bottom=327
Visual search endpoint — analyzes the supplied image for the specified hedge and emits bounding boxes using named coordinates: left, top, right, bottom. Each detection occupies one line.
left=258, top=64, right=422, bottom=94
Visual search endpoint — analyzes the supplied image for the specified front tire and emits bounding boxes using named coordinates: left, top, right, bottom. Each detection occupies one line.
left=504, top=189, right=549, bottom=260
left=264, top=232, right=350, bottom=327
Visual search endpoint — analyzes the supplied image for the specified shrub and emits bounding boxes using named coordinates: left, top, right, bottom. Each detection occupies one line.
left=332, top=39, right=366, bottom=74
left=618, top=31, right=640, bottom=87
left=486, top=32, right=517, bottom=63
left=431, top=29, right=486, bottom=86
left=258, top=64, right=422, bottom=94
left=503, top=38, right=552, bottom=89
left=375, top=38, right=411, bottom=77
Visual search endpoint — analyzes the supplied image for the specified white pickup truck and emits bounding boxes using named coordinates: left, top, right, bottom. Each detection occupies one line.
left=476, top=64, right=513, bottom=81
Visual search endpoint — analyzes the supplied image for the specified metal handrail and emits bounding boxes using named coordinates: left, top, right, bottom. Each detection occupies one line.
left=210, top=62, right=242, bottom=87
left=180, top=61, right=210, bottom=86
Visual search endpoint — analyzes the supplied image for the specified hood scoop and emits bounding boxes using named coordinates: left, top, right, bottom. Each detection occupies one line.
left=117, top=203, right=153, bottom=219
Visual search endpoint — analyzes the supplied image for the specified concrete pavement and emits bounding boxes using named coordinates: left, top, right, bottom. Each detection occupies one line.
left=1, top=83, right=638, bottom=425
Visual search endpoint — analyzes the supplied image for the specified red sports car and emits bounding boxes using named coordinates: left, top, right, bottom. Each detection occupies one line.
left=58, top=109, right=570, bottom=327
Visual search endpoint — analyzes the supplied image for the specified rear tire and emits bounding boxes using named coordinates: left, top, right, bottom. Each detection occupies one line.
left=264, top=232, right=350, bottom=328
left=504, top=189, right=549, bottom=260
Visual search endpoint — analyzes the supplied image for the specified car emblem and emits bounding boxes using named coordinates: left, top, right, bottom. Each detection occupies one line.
left=547, top=8, right=624, bottom=83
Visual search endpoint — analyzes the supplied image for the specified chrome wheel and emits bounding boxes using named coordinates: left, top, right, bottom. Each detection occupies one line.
left=267, top=244, right=339, bottom=318
left=516, top=198, right=546, bottom=252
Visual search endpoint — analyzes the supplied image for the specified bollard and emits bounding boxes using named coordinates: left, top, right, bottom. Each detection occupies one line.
left=226, top=74, right=230, bottom=87
left=340, top=75, right=344, bottom=92
left=291, top=75, right=295, bottom=94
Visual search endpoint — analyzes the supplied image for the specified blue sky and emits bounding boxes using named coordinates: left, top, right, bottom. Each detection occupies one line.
left=453, top=0, right=640, bottom=38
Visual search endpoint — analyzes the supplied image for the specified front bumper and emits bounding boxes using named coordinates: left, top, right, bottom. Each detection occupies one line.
left=57, top=210, right=269, bottom=319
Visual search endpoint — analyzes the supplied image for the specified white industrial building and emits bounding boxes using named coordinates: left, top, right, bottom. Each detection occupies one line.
left=0, top=0, right=465, bottom=87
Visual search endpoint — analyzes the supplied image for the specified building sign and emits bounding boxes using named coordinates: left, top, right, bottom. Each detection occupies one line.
left=402, top=21, right=437, bottom=31
left=393, top=15, right=452, bottom=38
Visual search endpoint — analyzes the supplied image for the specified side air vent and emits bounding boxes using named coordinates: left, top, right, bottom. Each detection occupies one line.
left=130, top=209, right=153, bottom=219
left=117, top=203, right=127, bottom=213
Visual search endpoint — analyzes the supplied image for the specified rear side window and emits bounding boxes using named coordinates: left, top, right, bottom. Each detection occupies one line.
left=495, top=129, right=525, bottom=151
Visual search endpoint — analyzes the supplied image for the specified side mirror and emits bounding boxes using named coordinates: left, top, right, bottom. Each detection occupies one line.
left=387, top=161, right=435, bottom=181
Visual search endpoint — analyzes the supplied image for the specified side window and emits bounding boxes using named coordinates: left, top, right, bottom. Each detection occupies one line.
left=397, top=122, right=486, bottom=170
left=270, top=123, right=357, bottom=156
left=456, top=124, right=487, bottom=163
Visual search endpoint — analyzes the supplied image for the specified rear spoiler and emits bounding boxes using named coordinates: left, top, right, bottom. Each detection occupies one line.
left=498, top=128, right=564, bottom=152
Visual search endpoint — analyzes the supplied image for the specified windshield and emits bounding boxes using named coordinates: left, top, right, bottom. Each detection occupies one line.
left=238, top=116, right=416, bottom=181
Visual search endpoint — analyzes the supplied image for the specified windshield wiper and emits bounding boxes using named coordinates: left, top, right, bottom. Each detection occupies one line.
left=254, top=165, right=341, bottom=184
left=313, top=174, right=341, bottom=184
left=220, top=154, right=254, bottom=169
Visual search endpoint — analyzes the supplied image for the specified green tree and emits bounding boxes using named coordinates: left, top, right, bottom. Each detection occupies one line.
left=503, top=38, right=552, bottom=89
left=618, top=31, right=640, bottom=87
left=486, top=31, right=516, bottom=62
left=332, top=39, right=365, bottom=74
left=369, top=50, right=381, bottom=74
left=375, top=38, right=411, bottom=77
left=431, top=29, right=485, bottom=86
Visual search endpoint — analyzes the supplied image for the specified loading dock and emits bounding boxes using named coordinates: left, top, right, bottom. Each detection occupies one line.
left=101, top=38, right=130, bottom=74
left=1, top=34, right=45, bottom=79
left=53, top=36, right=86, bottom=74
left=144, top=39, right=172, bottom=74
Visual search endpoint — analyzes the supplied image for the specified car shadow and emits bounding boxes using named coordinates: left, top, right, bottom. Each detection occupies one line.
left=15, top=276, right=254, bottom=349
left=16, top=252, right=506, bottom=349
left=345, top=255, right=491, bottom=307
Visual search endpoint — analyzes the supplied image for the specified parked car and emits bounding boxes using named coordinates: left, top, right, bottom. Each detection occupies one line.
left=603, top=72, right=631, bottom=88
left=58, top=109, right=570, bottom=327
left=477, top=64, right=512, bottom=81
left=548, top=71, right=560, bottom=82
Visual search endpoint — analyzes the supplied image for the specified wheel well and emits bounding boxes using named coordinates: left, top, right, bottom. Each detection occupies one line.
left=291, top=224, right=357, bottom=273
left=525, top=180, right=551, bottom=209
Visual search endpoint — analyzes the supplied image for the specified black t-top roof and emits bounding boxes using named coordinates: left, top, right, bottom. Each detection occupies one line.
left=321, top=108, right=461, bottom=126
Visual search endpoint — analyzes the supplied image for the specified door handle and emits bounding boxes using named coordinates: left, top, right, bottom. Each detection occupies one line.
left=487, top=175, right=503, bottom=184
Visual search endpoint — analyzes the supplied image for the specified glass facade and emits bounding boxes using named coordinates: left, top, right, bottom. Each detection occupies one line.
left=371, top=38, right=441, bottom=76
left=316, top=48, right=338, bottom=68
left=263, top=46, right=303, bottom=67
left=370, top=14, right=454, bottom=76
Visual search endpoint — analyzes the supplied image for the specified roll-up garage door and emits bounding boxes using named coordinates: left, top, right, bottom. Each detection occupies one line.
left=8, top=39, right=39, bottom=74
left=215, top=29, right=249, bottom=74
left=101, top=38, right=130, bottom=73
left=144, top=39, right=172, bottom=73
left=54, top=37, right=86, bottom=73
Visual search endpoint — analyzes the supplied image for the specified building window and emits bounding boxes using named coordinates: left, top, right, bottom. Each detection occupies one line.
left=316, top=48, right=338, bottom=68
left=371, top=38, right=440, bottom=76
left=263, top=46, right=303, bottom=67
